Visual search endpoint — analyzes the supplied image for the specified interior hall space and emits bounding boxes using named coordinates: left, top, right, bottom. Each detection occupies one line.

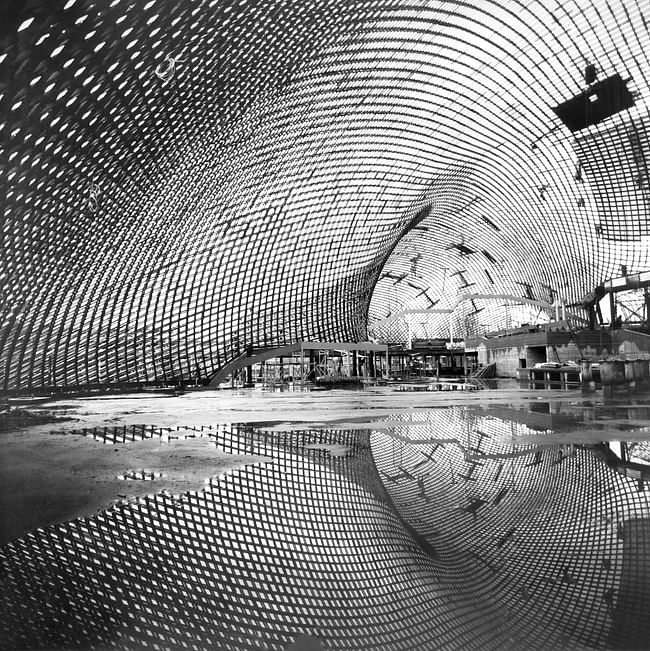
left=1, top=1, right=650, bottom=650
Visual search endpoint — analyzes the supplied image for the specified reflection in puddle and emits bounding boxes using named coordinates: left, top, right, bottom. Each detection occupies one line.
left=117, top=469, right=163, bottom=481
left=304, top=443, right=352, bottom=457
left=1, top=405, right=649, bottom=649
left=371, top=408, right=650, bottom=649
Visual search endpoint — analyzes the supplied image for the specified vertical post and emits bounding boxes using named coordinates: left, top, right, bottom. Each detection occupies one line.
left=244, top=345, right=254, bottom=388
left=310, top=349, right=316, bottom=383
left=580, top=359, right=592, bottom=386
left=610, top=292, right=617, bottom=329
left=588, top=304, right=596, bottom=330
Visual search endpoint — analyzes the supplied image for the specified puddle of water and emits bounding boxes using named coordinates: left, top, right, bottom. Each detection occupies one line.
left=2, top=387, right=650, bottom=649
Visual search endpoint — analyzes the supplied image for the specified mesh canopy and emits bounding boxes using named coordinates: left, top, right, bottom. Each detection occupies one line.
left=1, top=0, right=649, bottom=388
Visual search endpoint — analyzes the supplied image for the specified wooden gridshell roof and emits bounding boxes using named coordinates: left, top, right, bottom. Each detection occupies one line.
left=0, top=0, right=649, bottom=389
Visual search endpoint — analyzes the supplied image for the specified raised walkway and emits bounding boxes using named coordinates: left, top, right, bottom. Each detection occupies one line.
left=208, top=341, right=388, bottom=387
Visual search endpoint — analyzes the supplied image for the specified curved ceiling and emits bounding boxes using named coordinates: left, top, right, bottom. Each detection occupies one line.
left=1, top=0, right=649, bottom=389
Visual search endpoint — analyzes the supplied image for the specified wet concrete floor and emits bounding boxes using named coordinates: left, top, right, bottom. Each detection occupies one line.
left=1, top=381, right=650, bottom=649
